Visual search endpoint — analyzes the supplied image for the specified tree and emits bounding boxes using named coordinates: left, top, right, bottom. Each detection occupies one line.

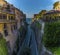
left=43, top=21, right=60, bottom=47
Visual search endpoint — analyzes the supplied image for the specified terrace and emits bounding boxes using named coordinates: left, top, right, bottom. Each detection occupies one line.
left=0, top=4, right=16, bottom=23
left=0, top=4, right=15, bottom=14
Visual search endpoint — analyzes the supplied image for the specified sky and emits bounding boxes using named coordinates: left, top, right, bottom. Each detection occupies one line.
left=6, top=0, right=60, bottom=18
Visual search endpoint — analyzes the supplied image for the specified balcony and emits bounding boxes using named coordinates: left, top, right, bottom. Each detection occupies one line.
left=0, top=7, right=15, bottom=14
left=0, top=19, right=16, bottom=23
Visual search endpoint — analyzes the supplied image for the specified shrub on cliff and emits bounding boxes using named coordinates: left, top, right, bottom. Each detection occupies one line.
left=0, top=33, right=8, bottom=55
left=35, top=21, right=41, bottom=29
left=31, top=21, right=41, bottom=30
left=16, top=25, right=27, bottom=50
left=19, top=25, right=27, bottom=37
left=43, top=21, right=60, bottom=47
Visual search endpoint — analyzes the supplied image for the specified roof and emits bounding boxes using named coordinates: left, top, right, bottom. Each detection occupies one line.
left=44, top=10, right=60, bottom=15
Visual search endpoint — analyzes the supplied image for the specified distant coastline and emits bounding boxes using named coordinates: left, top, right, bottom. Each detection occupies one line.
left=26, top=18, right=32, bottom=24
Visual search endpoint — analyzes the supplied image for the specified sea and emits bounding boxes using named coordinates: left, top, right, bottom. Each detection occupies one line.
left=26, top=18, right=32, bottom=24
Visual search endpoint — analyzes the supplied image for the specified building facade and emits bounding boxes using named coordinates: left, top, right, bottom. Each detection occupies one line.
left=53, top=1, right=60, bottom=10
left=43, top=1, right=60, bottom=21
left=33, top=1, right=60, bottom=21
left=34, top=10, right=47, bottom=21
left=15, top=8, right=26, bottom=29
left=0, top=0, right=26, bottom=54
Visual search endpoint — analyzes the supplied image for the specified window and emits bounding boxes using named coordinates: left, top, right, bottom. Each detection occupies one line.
left=4, top=23, right=7, bottom=29
left=4, top=30, right=8, bottom=36
left=11, top=25, right=13, bottom=32
left=0, top=33, right=3, bottom=38
left=0, top=14, right=2, bottom=19
left=11, top=16, right=14, bottom=20
left=4, top=23, right=8, bottom=36
left=9, top=16, right=11, bottom=20
left=6, top=5, right=10, bottom=12
left=2, top=14, right=7, bottom=19
left=9, top=16, right=14, bottom=20
left=14, top=25, right=17, bottom=30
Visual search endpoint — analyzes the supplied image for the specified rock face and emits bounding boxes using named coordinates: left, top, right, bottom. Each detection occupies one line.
left=42, top=51, right=52, bottom=55
left=11, top=21, right=28, bottom=55
left=16, top=21, right=28, bottom=52
left=31, top=20, right=52, bottom=55
left=40, top=45, right=52, bottom=55
left=31, top=21, right=42, bottom=54
left=19, top=21, right=28, bottom=46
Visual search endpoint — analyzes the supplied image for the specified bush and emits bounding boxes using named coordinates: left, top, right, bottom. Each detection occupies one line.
left=19, top=26, right=27, bottom=37
left=53, top=47, right=60, bottom=55
left=35, top=21, right=41, bottom=29
left=31, top=21, right=41, bottom=30
left=0, top=37, right=8, bottom=55
left=43, top=21, right=60, bottom=47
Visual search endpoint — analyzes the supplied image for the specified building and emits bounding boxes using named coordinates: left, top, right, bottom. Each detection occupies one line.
left=34, top=14, right=39, bottom=20
left=0, top=0, right=7, bottom=6
left=0, top=0, right=26, bottom=54
left=0, top=0, right=17, bottom=54
left=33, top=1, right=60, bottom=21
left=34, top=10, right=47, bottom=21
left=15, top=8, right=26, bottom=29
left=43, top=1, right=60, bottom=21
left=53, top=1, right=60, bottom=10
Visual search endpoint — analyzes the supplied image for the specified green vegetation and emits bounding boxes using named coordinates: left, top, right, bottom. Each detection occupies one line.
left=35, top=21, right=41, bottom=29
left=39, top=10, right=46, bottom=16
left=15, top=25, right=27, bottom=53
left=13, top=25, right=28, bottom=55
left=19, top=26, right=24, bottom=32
left=48, top=47, right=60, bottom=55
left=54, top=47, right=60, bottom=55
left=43, top=21, right=60, bottom=47
left=0, top=37, right=8, bottom=55
left=43, top=21, right=60, bottom=55
left=19, top=25, right=27, bottom=37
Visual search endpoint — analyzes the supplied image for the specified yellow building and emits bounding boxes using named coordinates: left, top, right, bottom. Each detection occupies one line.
left=0, top=0, right=7, bottom=6
left=43, top=1, right=60, bottom=21
left=34, top=14, right=39, bottom=20
left=34, top=10, right=47, bottom=21
left=53, top=1, right=60, bottom=10
left=0, top=0, right=19, bottom=54
left=15, top=8, right=26, bottom=29
left=0, top=0, right=26, bottom=54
